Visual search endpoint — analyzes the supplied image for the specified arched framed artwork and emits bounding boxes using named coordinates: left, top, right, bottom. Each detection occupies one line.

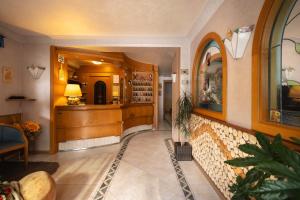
left=252, top=0, right=300, bottom=140
left=192, top=32, right=227, bottom=121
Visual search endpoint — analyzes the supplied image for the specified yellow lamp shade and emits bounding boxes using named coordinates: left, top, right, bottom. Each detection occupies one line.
left=64, top=84, right=82, bottom=97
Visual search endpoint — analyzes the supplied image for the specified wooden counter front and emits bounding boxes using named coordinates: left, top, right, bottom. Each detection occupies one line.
left=55, top=105, right=122, bottom=142
left=55, top=104, right=153, bottom=145
left=122, top=104, right=153, bottom=130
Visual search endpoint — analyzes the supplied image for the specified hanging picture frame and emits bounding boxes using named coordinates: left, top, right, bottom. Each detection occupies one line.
left=2, top=67, right=13, bottom=83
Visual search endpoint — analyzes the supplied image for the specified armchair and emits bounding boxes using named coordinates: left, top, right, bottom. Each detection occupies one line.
left=0, top=124, right=28, bottom=166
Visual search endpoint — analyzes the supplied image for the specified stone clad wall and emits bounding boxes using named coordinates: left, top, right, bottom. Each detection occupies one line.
left=189, top=114, right=258, bottom=199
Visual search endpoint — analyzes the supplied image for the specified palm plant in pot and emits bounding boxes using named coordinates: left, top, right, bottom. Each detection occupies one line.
left=174, top=92, right=193, bottom=161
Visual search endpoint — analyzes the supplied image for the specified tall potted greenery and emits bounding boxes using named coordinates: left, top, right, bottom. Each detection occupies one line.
left=174, top=92, right=193, bottom=161
left=225, top=132, right=300, bottom=200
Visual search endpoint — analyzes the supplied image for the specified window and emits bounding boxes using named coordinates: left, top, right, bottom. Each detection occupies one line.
left=253, top=0, right=300, bottom=139
left=192, top=32, right=227, bottom=121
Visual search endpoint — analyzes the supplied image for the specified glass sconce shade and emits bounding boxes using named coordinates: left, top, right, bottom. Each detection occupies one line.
left=223, top=25, right=254, bottom=59
left=27, top=65, right=46, bottom=80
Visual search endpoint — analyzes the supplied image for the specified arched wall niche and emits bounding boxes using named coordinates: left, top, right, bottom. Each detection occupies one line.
left=252, top=0, right=300, bottom=140
left=192, top=32, right=227, bottom=121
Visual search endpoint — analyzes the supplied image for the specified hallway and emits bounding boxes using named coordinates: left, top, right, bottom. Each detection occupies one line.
left=31, top=127, right=219, bottom=200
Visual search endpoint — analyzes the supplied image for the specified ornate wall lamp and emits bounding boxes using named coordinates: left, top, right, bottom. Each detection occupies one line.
left=223, top=25, right=254, bottom=59
left=26, top=65, right=46, bottom=80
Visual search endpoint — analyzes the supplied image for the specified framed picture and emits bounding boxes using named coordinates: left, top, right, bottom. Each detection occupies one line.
left=2, top=67, right=13, bottom=83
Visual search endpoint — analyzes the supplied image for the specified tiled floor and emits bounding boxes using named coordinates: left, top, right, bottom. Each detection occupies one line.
left=30, top=121, right=219, bottom=200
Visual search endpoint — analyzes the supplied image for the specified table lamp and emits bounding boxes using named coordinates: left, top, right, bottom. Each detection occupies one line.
left=64, top=84, right=82, bottom=105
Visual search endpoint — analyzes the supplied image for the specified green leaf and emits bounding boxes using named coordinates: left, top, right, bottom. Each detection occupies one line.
left=225, top=157, right=268, bottom=167
left=243, top=168, right=265, bottom=184
left=256, top=161, right=300, bottom=181
left=259, top=192, right=288, bottom=200
left=272, top=141, right=300, bottom=177
left=253, top=180, right=300, bottom=193
left=256, top=132, right=272, bottom=154
left=239, top=144, right=269, bottom=158
left=272, top=134, right=283, bottom=147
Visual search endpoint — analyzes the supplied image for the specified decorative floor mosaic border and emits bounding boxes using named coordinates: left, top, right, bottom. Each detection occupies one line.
left=164, top=138, right=195, bottom=200
left=92, top=133, right=194, bottom=200
left=92, top=134, right=135, bottom=200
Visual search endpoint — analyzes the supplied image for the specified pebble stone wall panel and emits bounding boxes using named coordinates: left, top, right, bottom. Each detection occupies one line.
left=189, top=114, right=258, bottom=199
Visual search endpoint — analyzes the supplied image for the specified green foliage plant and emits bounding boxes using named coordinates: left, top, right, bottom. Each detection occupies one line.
left=225, top=132, right=300, bottom=200
left=174, top=92, right=193, bottom=138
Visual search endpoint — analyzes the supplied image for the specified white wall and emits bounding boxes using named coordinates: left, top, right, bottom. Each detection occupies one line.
left=0, top=38, right=23, bottom=115
left=190, top=0, right=264, bottom=129
left=158, top=75, right=172, bottom=120
left=22, top=44, right=50, bottom=151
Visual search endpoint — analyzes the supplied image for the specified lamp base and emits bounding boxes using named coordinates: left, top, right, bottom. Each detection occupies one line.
left=67, top=97, right=80, bottom=105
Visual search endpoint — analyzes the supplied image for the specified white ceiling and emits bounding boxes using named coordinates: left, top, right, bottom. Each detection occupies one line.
left=0, top=0, right=223, bottom=75
left=0, top=0, right=207, bottom=38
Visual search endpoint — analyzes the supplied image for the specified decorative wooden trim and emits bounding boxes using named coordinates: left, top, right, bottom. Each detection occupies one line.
left=252, top=0, right=300, bottom=141
left=153, top=65, right=159, bottom=130
left=192, top=32, right=227, bottom=121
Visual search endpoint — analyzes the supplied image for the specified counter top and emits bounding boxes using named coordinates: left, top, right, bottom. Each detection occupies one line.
left=56, top=103, right=153, bottom=111
left=56, top=104, right=122, bottom=111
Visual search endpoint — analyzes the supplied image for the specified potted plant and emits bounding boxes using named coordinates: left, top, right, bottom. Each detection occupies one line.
left=174, top=92, right=193, bottom=161
left=21, top=120, right=41, bottom=152
left=225, top=132, right=300, bottom=200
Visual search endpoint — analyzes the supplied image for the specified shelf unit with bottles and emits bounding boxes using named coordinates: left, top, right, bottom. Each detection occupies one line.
left=131, top=72, right=153, bottom=103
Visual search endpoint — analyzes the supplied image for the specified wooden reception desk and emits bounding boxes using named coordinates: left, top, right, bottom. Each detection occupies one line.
left=55, top=104, right=153, bottom=143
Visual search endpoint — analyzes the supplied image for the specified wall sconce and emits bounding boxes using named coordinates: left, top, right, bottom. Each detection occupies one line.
left=26, top=65, right=46, bottom=80
left=64, top=84, right=82, bottom=105
left=172, top=73, right=176, bottom=83
left=58, top=55, right=65, bottom=81
left=223, top=25, right=254, bottom=59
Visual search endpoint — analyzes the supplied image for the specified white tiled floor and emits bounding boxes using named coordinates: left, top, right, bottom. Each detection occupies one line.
left=30, top=121, right=219, bottom=200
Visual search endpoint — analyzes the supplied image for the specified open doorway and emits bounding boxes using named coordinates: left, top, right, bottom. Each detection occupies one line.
left=163, top=80, right=172, bottom=124
left=158, top=78, right=173, bottom=130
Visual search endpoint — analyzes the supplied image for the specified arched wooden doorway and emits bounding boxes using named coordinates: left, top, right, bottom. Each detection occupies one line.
left=94, top=81, right=106, bottom=104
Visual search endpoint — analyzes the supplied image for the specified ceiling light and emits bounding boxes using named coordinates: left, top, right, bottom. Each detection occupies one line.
left=91, top=61, right=103, bottom=65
